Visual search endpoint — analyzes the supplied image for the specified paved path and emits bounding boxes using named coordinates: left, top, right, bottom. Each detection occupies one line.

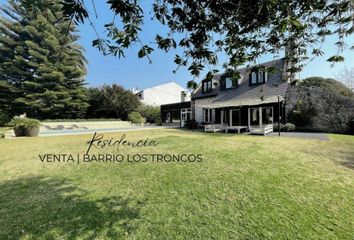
left=267, top=132, right=329, bottom=141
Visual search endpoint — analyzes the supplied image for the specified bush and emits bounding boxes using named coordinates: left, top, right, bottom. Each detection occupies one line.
left=128, top=112, right=145, bottom=124
left=9, top=117, right=40, bottom=128
left=0, top=110, right=10, bottom=127
left=348, top=119, right=354, bottom=135
left=287, top=101, right=317, bottom=127
left=6, top=117, right=41, bottom=128
left=273, top=122, right=296, bottom=132
left=273, top=122, right=282, bottom=132
left=137, top=105, right=161, bottom=123
left=86, top=85, right=141, bottom=120
left=185, top=119, right=198, bottom=129
left=283, top=123, right=296, bottom=132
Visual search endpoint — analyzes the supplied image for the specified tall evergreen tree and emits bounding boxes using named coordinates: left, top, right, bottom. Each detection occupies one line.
left=0, top=0, right=88, bottom=119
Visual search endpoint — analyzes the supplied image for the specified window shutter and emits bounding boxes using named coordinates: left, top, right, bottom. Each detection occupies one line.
left=264, top=71, right=268, bottom=83
left=249, top=73, right=252, bottom=85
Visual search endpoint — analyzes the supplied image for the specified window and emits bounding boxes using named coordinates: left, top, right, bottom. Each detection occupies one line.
left=258, top=71, right=263, bottom=83
left=251, top=72, right=257, bottom=84
left=262, top=107, right=273, bottom=124
left=225, top=78, right=233, bottom=89
left=221, top=75, right=238, bottom=90
left=249, top=68, right=267, bottom=85
left=202, top=80, right=212, bottom=93
left=203, top=109, right=212, bottom=123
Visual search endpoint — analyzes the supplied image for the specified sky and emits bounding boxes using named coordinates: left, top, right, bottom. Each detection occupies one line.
left=1, top=0, right=353, bottom=90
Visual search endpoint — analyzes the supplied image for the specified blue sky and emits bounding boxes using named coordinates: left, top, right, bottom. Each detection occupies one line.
left=1, top=0, right=353, bottom=90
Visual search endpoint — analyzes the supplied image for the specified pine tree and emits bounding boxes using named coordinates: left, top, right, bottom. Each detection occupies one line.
left=0, top=0, right=88, bottom=119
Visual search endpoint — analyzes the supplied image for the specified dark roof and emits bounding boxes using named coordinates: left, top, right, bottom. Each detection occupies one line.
left=160, top=101, right=191, bottom=111
left=192, top=59, right=289, bottom=107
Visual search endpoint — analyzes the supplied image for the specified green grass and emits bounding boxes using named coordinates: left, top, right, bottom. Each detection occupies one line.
left=0, top=127, right=9, bottom=138
left=0, top=129, right=353, bottom=239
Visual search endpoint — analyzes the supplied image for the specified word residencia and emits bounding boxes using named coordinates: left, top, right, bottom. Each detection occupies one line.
left=86, top=132, right=159, bottom=154
left=39, top=153, right=203, bottom=163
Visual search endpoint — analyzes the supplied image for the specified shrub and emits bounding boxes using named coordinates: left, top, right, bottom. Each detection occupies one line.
left=348, top=119, right=354, bottom=135
left=128, top=112, right=145, bottom=124
left=6, top=117, right=40, bottom=128
left=0, top=110, right=11, bottom=127
left=273, top=122, right=284, bottom=132
left=287, top=100, right=317, bottom=127
left=283, top=123, right=296, bottom=132
left=86, top=85, right=141, bottom=120
left=137, top=105, right=161, bottom=123
left=185, top=119, right=198, bottom=129
left=273, top=122, right=296, bottom=132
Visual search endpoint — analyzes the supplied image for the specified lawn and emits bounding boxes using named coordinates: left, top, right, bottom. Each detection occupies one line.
left=0, top=129, right=353, bottom=239
left=0, top=127, right=9, bottom=138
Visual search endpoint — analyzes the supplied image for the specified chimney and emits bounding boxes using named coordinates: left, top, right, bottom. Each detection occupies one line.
left=132, top=87, right=139, bottom=94
left=283, top=39, right=298, bottom=83
left=181, top=91, right=186, bottom=102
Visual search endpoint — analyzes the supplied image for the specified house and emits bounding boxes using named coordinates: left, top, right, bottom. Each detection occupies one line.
left=133, top=82, right=190, bottom=106
left=192, top=58, right=289, bottom=134
left=160, top=101, right=191, bottom=127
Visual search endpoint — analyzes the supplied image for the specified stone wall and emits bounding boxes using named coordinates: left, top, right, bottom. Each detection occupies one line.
left=285, top=86, right=354, bottom=133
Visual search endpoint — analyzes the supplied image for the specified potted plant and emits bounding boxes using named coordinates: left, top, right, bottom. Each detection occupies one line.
left=23, top=118, right=41, bottom=137
left=7, top=117, right=41, bottom=137
left=6, top=117, right=25, bottom=137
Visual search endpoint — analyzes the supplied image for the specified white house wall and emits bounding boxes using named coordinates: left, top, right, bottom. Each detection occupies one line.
left=194, top=97, right=216, bottom=123
left=138, top=82, right=190, bottom=106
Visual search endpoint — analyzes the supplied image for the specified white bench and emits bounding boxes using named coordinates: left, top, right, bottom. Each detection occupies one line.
left=225, top=126, right=248, bottom=134
left=204, top=124, right=227, bottom=133
left=249, top=124, right=273, bottom=135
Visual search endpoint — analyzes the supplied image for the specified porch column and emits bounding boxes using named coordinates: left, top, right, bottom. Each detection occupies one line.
left=239, top=106, right=241, bottom=126
left=259, top=107, right=262, bottom=127
left=221, top=109, right=224, bottom=124
left=248, top=108, right=250, bottom=128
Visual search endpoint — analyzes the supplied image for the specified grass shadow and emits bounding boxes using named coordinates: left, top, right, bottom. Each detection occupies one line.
left=0, top=176, right=142, bottom=239
left=340, top=155, right=354, bottom=170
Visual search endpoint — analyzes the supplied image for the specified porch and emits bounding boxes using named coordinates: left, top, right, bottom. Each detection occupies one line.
left=161, top=101, right=191, bottom=127
left=201, top=102, right=285, bottom=135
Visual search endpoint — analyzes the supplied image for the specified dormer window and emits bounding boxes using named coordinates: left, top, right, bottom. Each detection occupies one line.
left=220, top=74, right=238, bottom=90
left=251, top=72, right=257, bottom=85
left=225, top=78, right=233, bottom=89
left=202, top=80, right=212, bottom=93
left=249, top=67, right=267, bottom=86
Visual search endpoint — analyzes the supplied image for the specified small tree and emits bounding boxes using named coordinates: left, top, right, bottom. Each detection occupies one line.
left=336, top=67, right=354, bottom=97
left=128, top=112, right=145, bottom=124
left=137, top=104, right=161, bottom=124
left=86, top=87, right=106, bottom=118
left=86, top=84, right=140, bottom=120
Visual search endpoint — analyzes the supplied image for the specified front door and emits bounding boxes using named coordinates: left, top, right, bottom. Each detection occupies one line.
left=180, top=108, right=191, bottom=127
left=249, top=108, right=260, bottom=126
left=230, top=109, right=241, bottom=126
